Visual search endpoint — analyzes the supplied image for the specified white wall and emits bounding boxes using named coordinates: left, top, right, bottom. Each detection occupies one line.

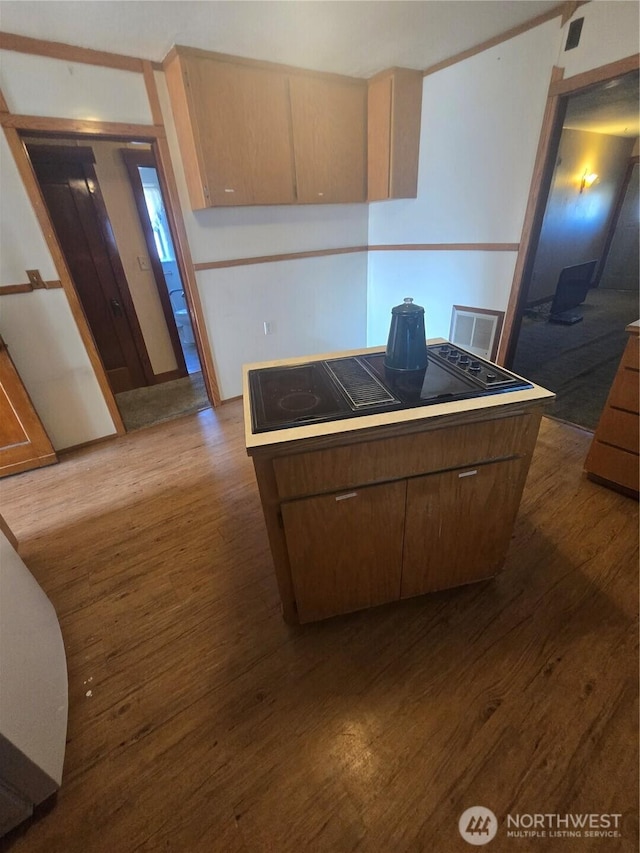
left=369, top=19, right=562, bottom=247
left=0, top=126, right=116, bottom=450
left=0, top=51, right=153, bottom=449
left=558, top=1, right=640, bottom=78
left=155, top=71, right=369, bottom=399
left=0, top=50, right=151, bottom=123
left=367, top=18, right=562, bottom=348
left=367, top=251, right=518, bottom=347
left=199, top=252, right=368, bottom=397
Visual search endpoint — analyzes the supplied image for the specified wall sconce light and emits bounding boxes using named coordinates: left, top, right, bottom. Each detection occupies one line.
left=580, top=170, right=599, bottom=193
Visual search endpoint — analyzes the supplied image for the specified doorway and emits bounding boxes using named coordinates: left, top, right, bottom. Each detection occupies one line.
left=509, top=71, right=639, bottom=430
left=23, top=135, right=211, bottom=431
left=27, top=143, right=154, bottom=394
left=120, top=148, right=202, bottom=376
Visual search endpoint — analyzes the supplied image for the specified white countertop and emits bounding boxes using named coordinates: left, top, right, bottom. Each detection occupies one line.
left=242, top=341, right=555, bottom=451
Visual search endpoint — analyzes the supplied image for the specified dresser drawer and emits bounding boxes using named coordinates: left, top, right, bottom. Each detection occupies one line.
left=621, top=335, right=639, bottom=370
left=274, top=413, right=539, bottom=499
left=585, top=440, right=639, bottom=493
left=609, top=367, right=639, bottom=414
left=594, top=406, right=639, bottom=454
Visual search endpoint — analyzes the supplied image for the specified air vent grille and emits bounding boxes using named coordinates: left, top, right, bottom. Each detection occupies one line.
left=450, top=306, right=504, bottom=360
left=324, top=358, right=398, bottom=409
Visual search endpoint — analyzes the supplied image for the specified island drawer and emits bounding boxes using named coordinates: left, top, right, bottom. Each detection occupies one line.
left=273, top=412, right=539, bottom=499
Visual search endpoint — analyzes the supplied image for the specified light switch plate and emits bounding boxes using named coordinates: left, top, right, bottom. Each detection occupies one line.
left=26, top=269, right=45, bottom=288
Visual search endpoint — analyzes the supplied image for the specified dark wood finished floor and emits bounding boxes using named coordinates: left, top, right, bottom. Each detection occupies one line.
left=1, top=404, right=637, bottom=852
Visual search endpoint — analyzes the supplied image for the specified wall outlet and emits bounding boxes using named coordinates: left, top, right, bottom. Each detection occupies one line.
left=263, top=321, right=275, bottom=335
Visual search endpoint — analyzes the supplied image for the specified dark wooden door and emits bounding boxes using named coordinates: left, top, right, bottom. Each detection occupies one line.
left=27, top=145, right=152, bottom=394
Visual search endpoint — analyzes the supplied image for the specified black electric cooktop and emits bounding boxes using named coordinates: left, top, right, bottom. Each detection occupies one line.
left=248, top=343, right=532, bottom=434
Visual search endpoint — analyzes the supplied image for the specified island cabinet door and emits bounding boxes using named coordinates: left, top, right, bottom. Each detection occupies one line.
left=401, top=457, right=529, bottom=598
left=281, top=480, right=406, bottom=623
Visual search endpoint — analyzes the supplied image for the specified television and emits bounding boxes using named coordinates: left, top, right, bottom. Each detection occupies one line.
left=549, top=259, right=598, bottom=324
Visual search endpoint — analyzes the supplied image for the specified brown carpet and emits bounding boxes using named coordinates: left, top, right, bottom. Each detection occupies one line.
left=115, top=372, right=210, bottom=431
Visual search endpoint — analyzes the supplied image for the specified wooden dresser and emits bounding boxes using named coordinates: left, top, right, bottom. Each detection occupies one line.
left=585, top=321, right=639, bottom=497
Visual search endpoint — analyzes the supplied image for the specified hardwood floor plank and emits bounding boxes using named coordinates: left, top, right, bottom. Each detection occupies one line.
left=0, top=410, right=636, bottom=852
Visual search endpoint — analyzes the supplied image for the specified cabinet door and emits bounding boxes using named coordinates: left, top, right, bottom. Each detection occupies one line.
left=367, top=75, right=393, bottom=201
left=401, top=458, right=528, bottom=598
left=0, top=337, right=57, bottom=478
left=368, top=69, right=422, bottom=201
left=289, top=75, right=367, bottom=204
left=282, top=480, right=405, bottom=622
left=184, top=57, right=296, bottom=206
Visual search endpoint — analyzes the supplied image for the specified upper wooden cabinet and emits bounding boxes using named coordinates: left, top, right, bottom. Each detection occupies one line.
left=163, top=47, right=367, bottom=209
left=164, top=49, right=297, bottom=208
left=367, top=68, right=423, bottom=201
left=289, top=75, right=367, bottom=204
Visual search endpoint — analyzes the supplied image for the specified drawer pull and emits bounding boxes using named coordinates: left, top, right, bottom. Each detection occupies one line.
left=458, top=469, right=477, bottom=478
left=335, top=492, right=358, bottom=501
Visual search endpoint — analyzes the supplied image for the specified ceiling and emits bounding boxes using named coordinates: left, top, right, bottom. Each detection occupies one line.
left=563, top=71, right=639, bottom=137
left=0, top=0, right=560, bottom=78
left=2, top=1, right=636, bottom=136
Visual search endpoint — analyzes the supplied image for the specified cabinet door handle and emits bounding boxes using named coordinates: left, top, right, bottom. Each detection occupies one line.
left=335, top=492, right=357, bottom=501
left=458, top=469, right=477, bottom=478
left=110, top=298, right=123, bottom=316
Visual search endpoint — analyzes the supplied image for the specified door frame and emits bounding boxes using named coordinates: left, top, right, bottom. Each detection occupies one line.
left=498, top=53, right=640, bottom=366
left=26, top=142, right=158, bottom=389
left=1, top=88, right=221, bottom=436
left=119, top=147, right=188, bottom=378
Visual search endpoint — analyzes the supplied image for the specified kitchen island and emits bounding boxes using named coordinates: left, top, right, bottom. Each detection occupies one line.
left=243, top=343, right=554, bottom=623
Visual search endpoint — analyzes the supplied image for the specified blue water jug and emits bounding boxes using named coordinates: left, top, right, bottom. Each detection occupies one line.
left=384, top=297, right=428, bottom=372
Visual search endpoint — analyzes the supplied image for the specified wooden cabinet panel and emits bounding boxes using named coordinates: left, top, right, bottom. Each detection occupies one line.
left=609, top=366, right=639, bottom=413
left=0, top=339, right=57, bottom=478
left=282, top=480, right=405, bottom=622
left=621, top=334, right=639, bottom=370
left=585, top=441, right=638, bottom=494
left=594, top=406, right=638, bottom=454
left=367, top=76, right=392, bottom=201
left=401, top=457, right=528, bottom=598
left=289, top=75, right=367, bottom=204
left=165, top=51, right=296, bottom=207
left=585, top=329, right=639, bottom=495
left=274, top=413, right=539, bottom=499
left=368, top=68, right=422, bottom=201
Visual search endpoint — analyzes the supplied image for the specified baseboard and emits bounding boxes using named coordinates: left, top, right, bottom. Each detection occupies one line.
left=154, top=369, right=184, bottom=383
left=57, top=433, right=119, bottom=455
